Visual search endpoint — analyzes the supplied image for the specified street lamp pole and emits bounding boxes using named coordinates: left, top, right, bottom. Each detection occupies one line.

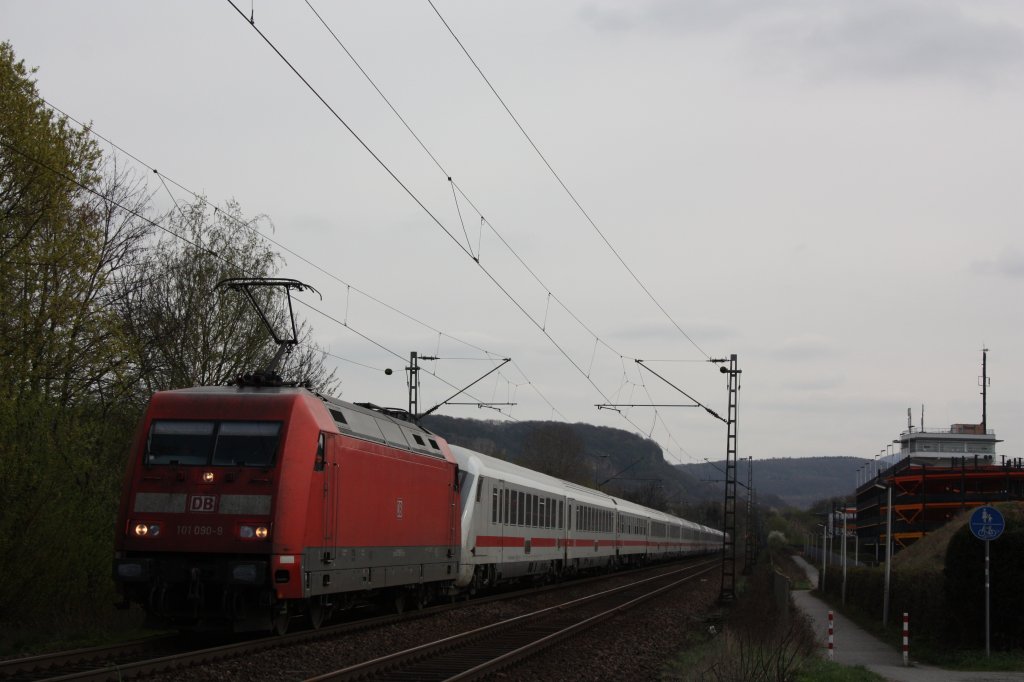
left=842, top=504, right=848, bottom=605
left=884, top=483, right=893, bottom=626
left=873, top=481, right=893, bottom=626
left=821, top=521, right=827, bottom=591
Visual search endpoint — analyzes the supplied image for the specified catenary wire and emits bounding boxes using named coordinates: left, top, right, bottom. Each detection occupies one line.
left=30, top=97, right=552, bottom=420
left=426, top=0, right=711, bottom=361
left=227, top=2, right=711, bottom=461
left=295, top=2, right=705, bottom=456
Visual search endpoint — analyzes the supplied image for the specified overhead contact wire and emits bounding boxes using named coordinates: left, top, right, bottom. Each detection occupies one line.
left=427, top=0, right=710, bottom=361
left=36, top=98, right=552, bottom=421
left=225, top=2, right=699, bottom=446
left=225, top=0, right=474, bottom=263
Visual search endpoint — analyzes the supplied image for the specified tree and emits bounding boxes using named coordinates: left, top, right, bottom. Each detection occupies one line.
left=622, top=479, right=668, bottom=511
left=118, top=197, right=338, bottom=395
left=0, top=41, right=151, bottom=406
left=0, top=42, right=155, bottom=627
left=517, top=423, right=588, bottom=484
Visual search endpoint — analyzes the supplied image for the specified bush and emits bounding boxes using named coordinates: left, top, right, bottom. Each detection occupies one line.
left=943, top=504, right=1024, bottom=650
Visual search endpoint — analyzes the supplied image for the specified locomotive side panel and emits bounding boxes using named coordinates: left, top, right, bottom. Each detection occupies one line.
left=299, top=433, right=459, bottom=598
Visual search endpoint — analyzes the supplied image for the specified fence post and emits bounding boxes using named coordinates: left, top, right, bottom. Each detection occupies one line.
left=828, top=610, right=834, bottom=660
left=902, top=612, right=909, bottom=666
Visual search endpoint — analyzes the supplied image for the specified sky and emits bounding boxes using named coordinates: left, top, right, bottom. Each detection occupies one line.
left=4, top=0, right=1023, bottom=469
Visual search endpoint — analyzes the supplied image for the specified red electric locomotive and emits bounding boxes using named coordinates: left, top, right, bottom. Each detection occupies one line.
left=113, top=386, right=460, bottom=633
left=113, top=280, right=461, bottom=633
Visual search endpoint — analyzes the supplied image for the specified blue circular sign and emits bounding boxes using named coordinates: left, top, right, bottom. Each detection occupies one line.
left=969, top=505, right=1005, bottom=541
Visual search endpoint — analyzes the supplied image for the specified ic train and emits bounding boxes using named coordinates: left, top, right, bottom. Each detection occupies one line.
left=114, top=385, right=723, bottom=633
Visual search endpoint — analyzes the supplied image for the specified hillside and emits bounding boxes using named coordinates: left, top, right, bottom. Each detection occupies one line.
left=420, top=416, right=867, bottom=511
left=420, top=415, right=720, bottom=506
left=676, top=456, right=870, bottom=509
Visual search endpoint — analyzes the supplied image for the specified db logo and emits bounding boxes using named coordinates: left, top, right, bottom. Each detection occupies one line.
left=189, top=495, right=217, bottom=513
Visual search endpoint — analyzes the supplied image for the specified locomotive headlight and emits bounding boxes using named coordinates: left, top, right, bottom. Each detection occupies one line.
left=133, top=522, right=160, bottom=537
left=239, top=524, right=271, bottom=540
left=202, top=471, right=215, bottom=483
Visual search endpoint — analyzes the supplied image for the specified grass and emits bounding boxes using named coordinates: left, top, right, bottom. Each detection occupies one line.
left=794, top=658, right=886, bottom=682
left=659, top=549, right=883, bottom=682
left=663, top=628, right=886, bottom=682
left=910, top=645, right=1024, bottom=671
left=0, top=607, right=153, bottom=659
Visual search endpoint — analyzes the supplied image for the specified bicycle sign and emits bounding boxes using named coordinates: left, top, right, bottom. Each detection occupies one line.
left=969, top=505, right=1006, bottom=658
left=969, top=505, right=1005, bottom=542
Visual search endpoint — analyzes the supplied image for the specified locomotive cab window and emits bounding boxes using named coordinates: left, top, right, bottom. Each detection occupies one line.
left=147, top=421, right=213, bottom=465
left=214, top=422, right=281, bottom=467
left=146, top=420, right=281, bottom=467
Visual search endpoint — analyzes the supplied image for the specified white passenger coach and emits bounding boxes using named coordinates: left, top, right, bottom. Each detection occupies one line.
left=451, top=445, right=723, bottom=592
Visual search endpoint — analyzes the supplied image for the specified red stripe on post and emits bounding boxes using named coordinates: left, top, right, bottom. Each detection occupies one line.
left=828, top=610, right=834, bottom=660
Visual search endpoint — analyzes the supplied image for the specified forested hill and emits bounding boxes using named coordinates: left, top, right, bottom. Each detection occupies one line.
left=420, top=416, right=869, bottom=510
left=675, top=456, right=870, bottom=509
left=420, top=415, right=720, bottom=507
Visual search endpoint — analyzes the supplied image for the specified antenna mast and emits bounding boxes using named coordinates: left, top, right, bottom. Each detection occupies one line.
left=981, top=347, right=989, bottom=431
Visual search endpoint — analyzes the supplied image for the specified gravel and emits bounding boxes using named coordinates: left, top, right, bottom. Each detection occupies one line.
left=150, top=564, right=721, bottom=682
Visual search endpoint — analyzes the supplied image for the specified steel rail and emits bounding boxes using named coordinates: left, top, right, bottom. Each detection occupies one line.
left=10, top=557, right=713, bottom=681
left=0, top=635, right=180, bottom=682
left=306, top=558, right=718, bottom=681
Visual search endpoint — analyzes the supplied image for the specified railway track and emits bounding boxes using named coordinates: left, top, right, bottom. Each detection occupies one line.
left=306, top=558, right=718, bottom=681
left=3, top=557, right=714, bottom=681
left=0, top=636, right=182, bottom=682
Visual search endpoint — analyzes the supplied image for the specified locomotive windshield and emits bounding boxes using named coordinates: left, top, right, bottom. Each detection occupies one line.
left=146, top=420, right=282, bottom=467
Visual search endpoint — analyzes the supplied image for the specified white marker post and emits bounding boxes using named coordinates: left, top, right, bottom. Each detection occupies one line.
left=827, top=610, right=834, bottom=660
left=902, top=612, right=909, bottom=666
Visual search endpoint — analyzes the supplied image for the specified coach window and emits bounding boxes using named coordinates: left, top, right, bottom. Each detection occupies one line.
left=510, top=490, right=519, bottom=526
left=491, top=488, right=498, bottom=524
left=533, top=496, right=539, bottom=527
left=504, top=489, right=511, bottom=525
left=518, top=491, right=526, bottom=526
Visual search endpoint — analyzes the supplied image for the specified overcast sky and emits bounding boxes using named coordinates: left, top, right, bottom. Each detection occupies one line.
left=4, top=0, right=1022, bottom=469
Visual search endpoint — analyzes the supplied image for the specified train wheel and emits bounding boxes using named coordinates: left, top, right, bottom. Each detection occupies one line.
left=412, top=585, right=427, bottom=611
left=307, top=597, right=325, bottom=630
left=273, top=604, right=290, bottom=636
left=392, top=590, right=407, bottom=614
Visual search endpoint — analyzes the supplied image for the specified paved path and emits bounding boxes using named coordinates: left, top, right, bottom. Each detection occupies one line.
left=791, top=555, right=1024, bottom=682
